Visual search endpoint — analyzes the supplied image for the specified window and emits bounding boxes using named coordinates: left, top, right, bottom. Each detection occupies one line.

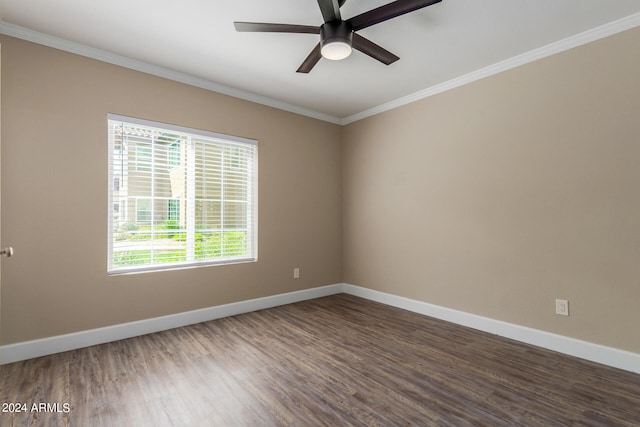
left=135, top=146, right=152, bottom=172
left=168, top=142, right=181, bottom=167
left=168, top=199, right=180, bottom=221
left=136, top=198, right=152, bottom=224
left=108, top=114, right=258, bottom=274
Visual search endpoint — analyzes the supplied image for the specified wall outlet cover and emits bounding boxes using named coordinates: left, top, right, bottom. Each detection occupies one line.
left=555, top=299, right=569, bottom=316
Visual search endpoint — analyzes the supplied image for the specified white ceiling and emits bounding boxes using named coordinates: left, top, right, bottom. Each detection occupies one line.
left=1, top=0, right=640, bottom=123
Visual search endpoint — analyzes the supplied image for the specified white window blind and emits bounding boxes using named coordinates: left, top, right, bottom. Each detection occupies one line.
left=107, top=114, right=257, bottom=274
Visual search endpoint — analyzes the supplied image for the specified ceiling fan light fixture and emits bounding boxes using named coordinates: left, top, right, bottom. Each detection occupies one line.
left=320, top=21, right=353, bottom=61
left=321, top=41, right=352, bottom=60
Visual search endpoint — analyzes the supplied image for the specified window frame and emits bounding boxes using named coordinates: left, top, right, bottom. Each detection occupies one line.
left=107, top=114, right=258, bottom=274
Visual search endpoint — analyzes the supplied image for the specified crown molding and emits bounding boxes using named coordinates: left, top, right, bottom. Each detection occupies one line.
left=341, top=11, right=640, bottom=125
left=2, top=12, right=640, bottom=127
left=0, top=21, right=343, bottom=125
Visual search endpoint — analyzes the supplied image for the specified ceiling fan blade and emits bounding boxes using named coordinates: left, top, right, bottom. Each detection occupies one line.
left=317, top=0, right=342, bottom=23
left=352, top=33, right=399, bottom=65
left=234, top=22, right=320, bottom=34
left=347, top=0, right=442, bottom=31
left=297, top=44, right=323, bottom=73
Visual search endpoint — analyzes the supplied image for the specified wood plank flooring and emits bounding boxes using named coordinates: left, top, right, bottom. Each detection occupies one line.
left=1, top=293, right=639, bottom=426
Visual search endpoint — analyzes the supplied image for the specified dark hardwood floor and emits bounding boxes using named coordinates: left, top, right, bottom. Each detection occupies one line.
left=1, top=293, right=639, bottom=426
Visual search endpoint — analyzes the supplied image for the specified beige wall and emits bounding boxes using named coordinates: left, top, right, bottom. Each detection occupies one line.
left=343, top=27, right=640, bottom=353
left=0, top=36, right=343, bottom=344
left=3, top=26, right=640, bottom=355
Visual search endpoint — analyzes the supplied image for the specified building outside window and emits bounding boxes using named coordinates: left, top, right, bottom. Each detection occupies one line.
left=108, top=114, right=258, bottom=273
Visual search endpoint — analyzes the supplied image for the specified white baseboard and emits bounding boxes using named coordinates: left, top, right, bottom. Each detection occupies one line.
left=341, top=284, right=640, bottom=374
left=2, top=283, right=638, bottom=374
left=0, top=284, right=343, bottom=365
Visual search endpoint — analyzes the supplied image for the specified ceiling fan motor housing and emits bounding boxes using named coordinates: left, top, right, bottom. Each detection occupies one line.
left=321, top=21, right=353, bottom=49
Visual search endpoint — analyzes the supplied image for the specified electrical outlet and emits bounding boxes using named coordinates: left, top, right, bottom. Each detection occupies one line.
left=293, top=268, right=300, bottom=279
left=555, top=299, right=569, bottom=316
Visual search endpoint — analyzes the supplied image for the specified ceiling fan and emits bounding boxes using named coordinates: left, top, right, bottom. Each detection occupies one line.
left=234, top=0, right=442, bottom=73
